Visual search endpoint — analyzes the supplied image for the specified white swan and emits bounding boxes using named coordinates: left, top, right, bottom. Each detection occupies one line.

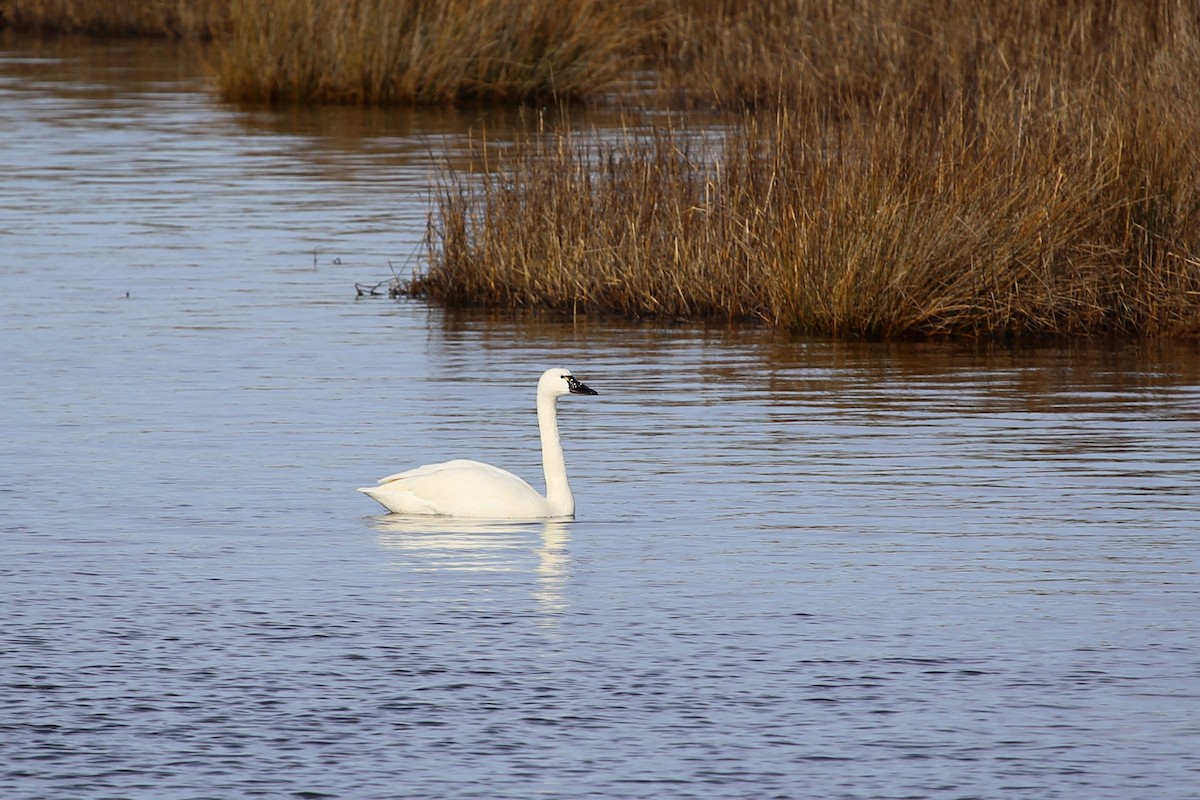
left=358, top=368, right=598, bottom=518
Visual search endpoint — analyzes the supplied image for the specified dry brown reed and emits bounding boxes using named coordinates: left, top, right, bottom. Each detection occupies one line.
left=211, top=0, right=643, bottom=106
left=418, top=79, right=1200, bottom=336
left=0, top=0, right=229, bottom=37
left=648, top=0, right=1199, bottom=114
left=409, top=0, right=1200, bottom=337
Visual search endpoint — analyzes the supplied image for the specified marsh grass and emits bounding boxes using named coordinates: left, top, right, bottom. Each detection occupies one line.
left=212, top=0, right=643, bottom=106
left=648, top=0, right=1199, bottom=113
left=0, top=0, right=229, bottom=37
left=418, top=82, right=1200, bottom=336
left=409, top=0, right=1200, bottom=337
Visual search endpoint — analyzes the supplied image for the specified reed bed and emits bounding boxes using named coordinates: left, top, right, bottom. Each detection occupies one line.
left=418, top=83, right=1200, bottom=336
left=648, top=0, right=1199, bottom=113
left=3, top=0, right=644, bottom=104
left=408, top=0, right=1200, bottom=336
left=0, top=0, right=229, bottom=37
left=211, top=0, right=642, bottom=106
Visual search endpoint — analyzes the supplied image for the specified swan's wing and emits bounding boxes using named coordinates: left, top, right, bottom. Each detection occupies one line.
left=375, top=459, right=513, bottom=485
left=360, top=459, right=549, bottom=517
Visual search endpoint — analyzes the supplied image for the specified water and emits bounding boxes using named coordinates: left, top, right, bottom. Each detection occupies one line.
left=2, top=34, right=1199, bottom=800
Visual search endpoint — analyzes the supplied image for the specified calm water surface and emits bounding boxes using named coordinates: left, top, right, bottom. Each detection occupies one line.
left=1, top=35, right=1198, bottom=800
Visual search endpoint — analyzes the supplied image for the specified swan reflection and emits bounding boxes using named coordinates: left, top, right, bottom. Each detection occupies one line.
left=371, top=516, right=571, bottom=615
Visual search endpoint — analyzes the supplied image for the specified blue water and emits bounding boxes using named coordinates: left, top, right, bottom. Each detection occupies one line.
left=1, top=34, right=1198, bottom=800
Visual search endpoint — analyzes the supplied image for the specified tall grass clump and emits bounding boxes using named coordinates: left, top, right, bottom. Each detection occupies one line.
left=0, top=0, right=229, bottom=37
left=412, top=0, right=1200, bottom=337
left=419, top=81, right=1200, bottom=336
left=212, top=0, right=642, bottom=106
left=648, top=0, right=1199, bottom=114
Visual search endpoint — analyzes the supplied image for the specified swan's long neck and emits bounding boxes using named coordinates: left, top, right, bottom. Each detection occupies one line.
left=537, top=391, right=574, bottom=517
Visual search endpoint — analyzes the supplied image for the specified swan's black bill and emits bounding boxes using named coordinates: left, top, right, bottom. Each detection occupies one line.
left=567, top=376, right=598, bottom=396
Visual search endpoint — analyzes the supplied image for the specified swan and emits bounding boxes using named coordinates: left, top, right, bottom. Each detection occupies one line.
left=358, top=368, right=598, bottom=518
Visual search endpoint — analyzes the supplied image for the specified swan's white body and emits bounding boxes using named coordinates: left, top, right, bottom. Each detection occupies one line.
left=358, top=368, right=597, bottom=518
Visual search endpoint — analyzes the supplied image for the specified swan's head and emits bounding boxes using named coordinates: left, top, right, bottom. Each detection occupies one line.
left=538, top=367, right=598, bottom=399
